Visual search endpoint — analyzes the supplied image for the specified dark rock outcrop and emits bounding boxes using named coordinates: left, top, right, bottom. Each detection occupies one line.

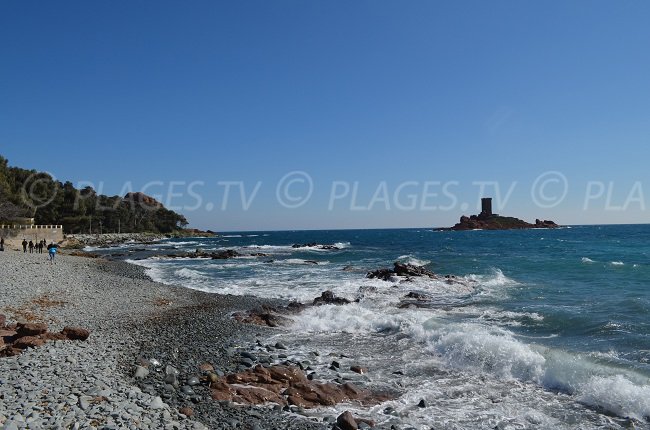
left=159, top=249, right=242, bottom=259
left=337, top=411, right=358, bottom=430
left=312, top=290, right=353, bottom=306
left=367, top=262, right=436, bottom=281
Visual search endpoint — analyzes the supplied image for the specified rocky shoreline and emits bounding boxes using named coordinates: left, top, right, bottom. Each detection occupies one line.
left=63, top=230, right=218, bottom=249
left=0, top=250, right=327, bottom=429
left=63, top=233, right=168, bottom=249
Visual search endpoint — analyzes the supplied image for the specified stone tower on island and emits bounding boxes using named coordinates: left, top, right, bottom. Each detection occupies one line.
left=480, top=197, right=493, bottom=218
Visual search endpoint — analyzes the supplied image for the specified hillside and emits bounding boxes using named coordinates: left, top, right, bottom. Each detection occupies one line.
left=0, top=155, right=188, bottom=234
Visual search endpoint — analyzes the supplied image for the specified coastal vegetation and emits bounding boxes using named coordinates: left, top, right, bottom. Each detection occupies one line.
left=0, top=155, right=189, bottom=234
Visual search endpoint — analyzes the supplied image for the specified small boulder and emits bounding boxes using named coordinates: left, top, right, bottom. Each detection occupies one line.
left=336, top=411, right=358, bottom=430
left=350, top=365, right=368, bottom=375
left=17, top=322, right=48, bottom=337
left=134, top=366, right=149, bottom=380
left=13, top=336, right=45, bottom=349
left=62, top=326, right=90, bottom=341
left=179, top=406, right=194, bottom=417
left=149, top=396, right=165, bottom=409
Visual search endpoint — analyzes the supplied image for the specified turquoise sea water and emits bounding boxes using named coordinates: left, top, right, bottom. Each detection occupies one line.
left=114, top=225, right=650, bottom=428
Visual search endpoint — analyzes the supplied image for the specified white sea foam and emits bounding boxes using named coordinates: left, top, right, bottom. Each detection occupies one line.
left=159, top=240, right=199, bottom=246
left=175, top=267, right=207, bottom=281
left=420, top=321, right=650, bottom=421
left=397, top=254, right=431, bottom=267
left=426, top=322, right=547, bottom=381
left=83, top=244, right=131, bottom=252
left=282, top=259, right=321, bottom=265
left=611, top=261, right=625, bottom=266
left=290, top=302, right=409, bottom=334
left=579, top=375, right=650, bottom=420
left=581, top=257, right=595, bottom=263
left=448, top=306, right=544, bottom=327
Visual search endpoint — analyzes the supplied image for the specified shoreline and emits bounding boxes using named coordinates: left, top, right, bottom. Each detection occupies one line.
left=0, top=249, right=324, bottom=429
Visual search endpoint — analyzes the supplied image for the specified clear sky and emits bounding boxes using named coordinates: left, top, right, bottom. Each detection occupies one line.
left=2, top=1, right=650, bottom=231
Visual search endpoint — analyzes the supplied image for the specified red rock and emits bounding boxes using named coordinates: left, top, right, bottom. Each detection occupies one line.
left=0, top=314, right=6, bottom=327
left=17, top=322, right=48, bottom=336
left=1, top=347, right=23, bottom=357
left=209, top=364, right=393, bottom=409
left=0, top=329, right=17, bottom=340
left=13, top=335, right=45, bottom=349
left=62, top=326, right=90, bottom=341
left=337, top=411, right=358, bottom=430
left=210, top=380, right=234, bottom=401
left=232, top=386, right=287, bottom=405
left=178, top=407, right=194, bottom=417
left=232, top=310, right=291, bottom=327
left=43, top=332, right=68, bottom=341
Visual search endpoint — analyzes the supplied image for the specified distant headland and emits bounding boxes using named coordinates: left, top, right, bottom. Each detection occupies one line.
left=437, top=198, right=560, bottom=231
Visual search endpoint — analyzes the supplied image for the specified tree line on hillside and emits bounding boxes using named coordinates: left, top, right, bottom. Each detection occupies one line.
left=0, top=155, right=188, bottom=233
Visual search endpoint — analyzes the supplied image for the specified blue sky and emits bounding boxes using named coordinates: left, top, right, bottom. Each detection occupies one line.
left=2, top=1, right=649, bottom=230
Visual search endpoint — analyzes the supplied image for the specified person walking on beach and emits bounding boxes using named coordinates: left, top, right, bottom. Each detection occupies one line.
left=47, top=242, right=58, bottom=264
left=0, top=237, right=4, bottom=252
left=38, top=240, right=44, bottom=254
left=28, top=240, right=34, bottom=253
left=22, top=239, right=27, bottom=253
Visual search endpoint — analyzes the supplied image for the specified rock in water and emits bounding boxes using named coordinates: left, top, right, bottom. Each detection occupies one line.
left=312, top=290, right=352, bottom=306
left=367, top=262, right=435, bottom=281
left=350, top=365, right=368, bottom=375
left=337, top=411, right=358, bottom=430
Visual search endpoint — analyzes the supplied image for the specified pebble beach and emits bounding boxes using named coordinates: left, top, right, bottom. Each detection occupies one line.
left=0, top=250, right=325, bottom=430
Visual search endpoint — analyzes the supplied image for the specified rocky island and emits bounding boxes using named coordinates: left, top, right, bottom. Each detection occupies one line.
left=437, top=198, right=560, bottom=231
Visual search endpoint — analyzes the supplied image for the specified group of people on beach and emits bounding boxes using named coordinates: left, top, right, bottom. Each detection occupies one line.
left=11, top=238, right=59, bottom=262
left=21, top=238, right=48, bottom=254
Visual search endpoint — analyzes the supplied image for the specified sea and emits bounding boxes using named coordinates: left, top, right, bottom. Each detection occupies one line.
left=93, top=225, right=650, bottom=429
